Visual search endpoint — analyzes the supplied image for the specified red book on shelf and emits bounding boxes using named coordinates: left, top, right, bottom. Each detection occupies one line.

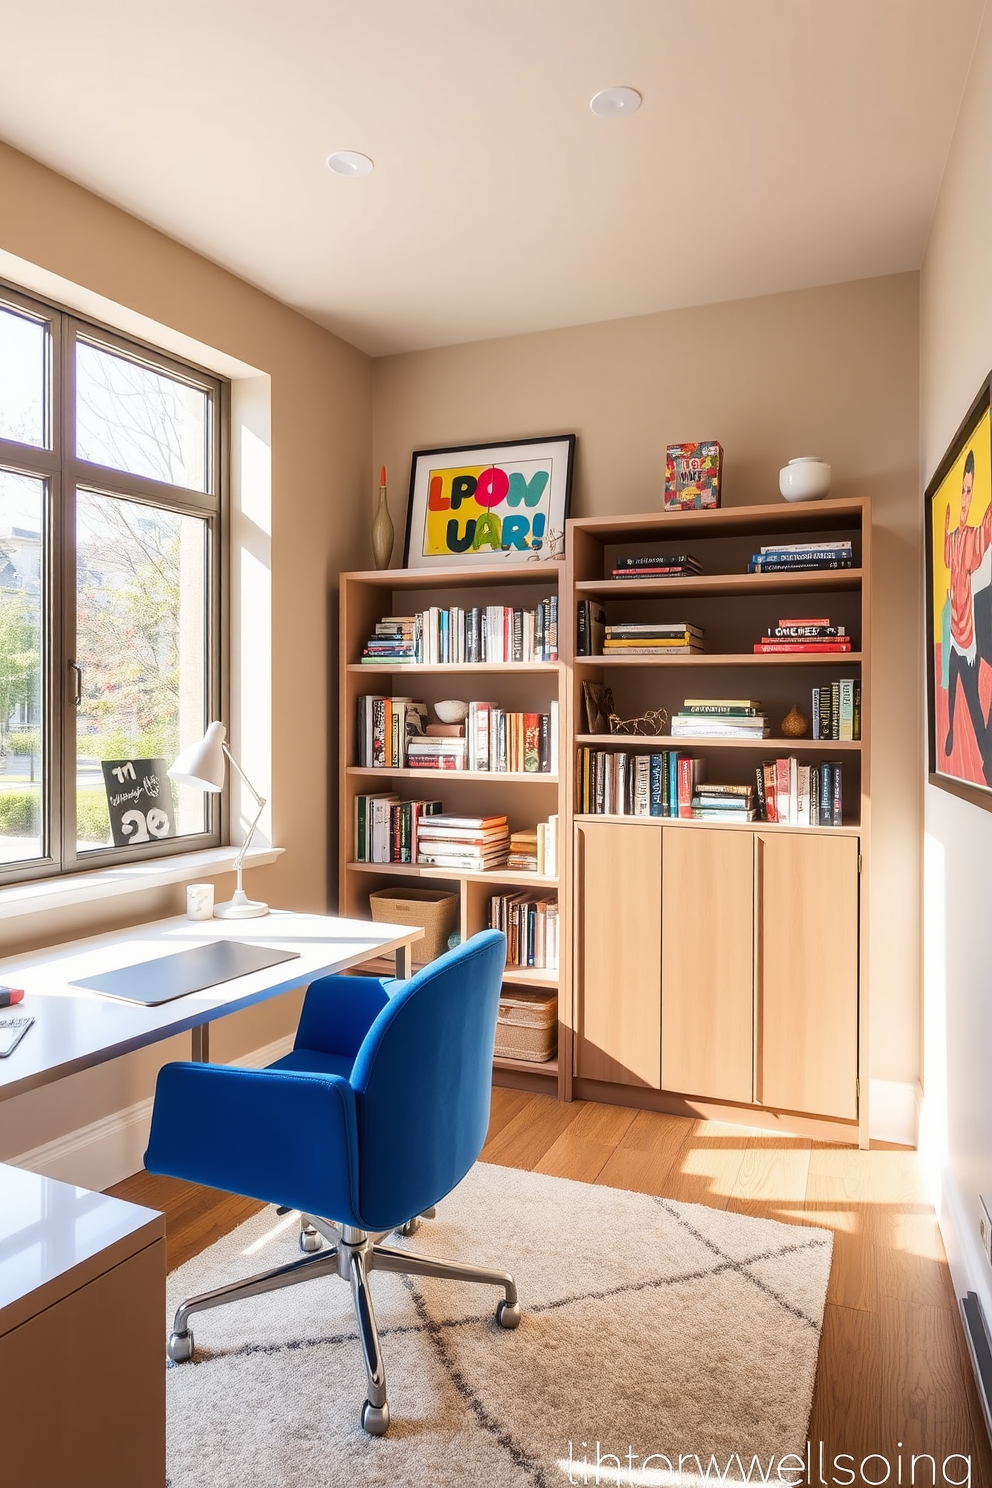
left=753, top=642, right=852, bottom=653
left=676, top=755, right=700, bottom=819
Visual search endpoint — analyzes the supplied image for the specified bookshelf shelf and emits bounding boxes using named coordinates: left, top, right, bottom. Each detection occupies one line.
left=493, top=1054, right=558, bottom=1078
left=345, top=561, right=561, bottom=590
left=574, top=734, right=862, bottom=751
left=346, top=767, right=558, bottom=783
left=574, top=569, right=863, bottom=599
left=571, top=812, right=861, bottom=836
left=346, top=860, right=559, bottom=888
left=347, top=661, right=561, bottom=675
left=574, top=652, right=863, bottom=668
left=501, top=966, right=559, bottom=988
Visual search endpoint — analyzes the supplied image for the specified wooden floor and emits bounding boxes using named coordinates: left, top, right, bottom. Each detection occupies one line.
left=112, top=1088, right=992, bottom=1477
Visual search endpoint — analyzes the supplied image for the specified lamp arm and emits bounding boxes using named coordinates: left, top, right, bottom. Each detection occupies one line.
left=222, top=744, right=267, bottom=888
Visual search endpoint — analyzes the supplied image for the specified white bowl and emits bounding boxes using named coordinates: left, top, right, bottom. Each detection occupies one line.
left=779, top=457, right=831, bottom=503
left=434, top=699, right=469, bottom=724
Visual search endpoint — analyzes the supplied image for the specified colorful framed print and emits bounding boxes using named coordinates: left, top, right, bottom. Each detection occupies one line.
left=925, top=376, right=992, bottom=809
left=401, top=435, right=575, bottom=569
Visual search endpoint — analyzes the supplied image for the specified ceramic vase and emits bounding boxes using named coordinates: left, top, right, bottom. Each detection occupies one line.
left=371, top=484, right=394, bottom=570
left=781, top=704, right=810, bottom=738
left=779, top=457, right=832, bottom=502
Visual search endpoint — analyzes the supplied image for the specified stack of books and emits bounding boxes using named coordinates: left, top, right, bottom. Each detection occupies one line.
left=506, top=815, right=559, bottom=876
left=357, top=697, right=427, bottom=767
left=361, top=600, right=558, bottom=664
left=754, top=617, right=852, bottom=655
left=691, top=784, right=756, bottom=822
left=611, top=553, right=702, bottom=579
left=488, top=892, right=559, bottom=971
left=747, top=542, right=853, bottom=574
left=354, top=794, right=441, bottom=863
left=416, top=813, right=509, bottom=870
left=754, top=759, right=844, bottom=826
left=361, top=616, right=418, bottom=665
left=670, top=698, right=768, bottom=739
left=406, top=735, right=468, bottom=770
left=465, top=701, right=558, bottom=773
left=602, top=622, right=705, bottom=656
left=811, top=679, right=862, bottom=740
left=576, top=748, right=703, bottom=818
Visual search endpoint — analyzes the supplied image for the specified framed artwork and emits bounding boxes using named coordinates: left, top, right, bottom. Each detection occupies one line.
left=925, top=375, right=992, bottom=809
left=402, top=434, right=575, bottom=569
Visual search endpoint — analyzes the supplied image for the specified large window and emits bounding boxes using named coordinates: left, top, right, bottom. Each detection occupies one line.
left=0, top=284, right=224, bottom=882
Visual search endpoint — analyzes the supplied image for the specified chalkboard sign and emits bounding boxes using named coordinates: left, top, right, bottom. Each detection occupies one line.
left=101, top=758, right=176, bottom=848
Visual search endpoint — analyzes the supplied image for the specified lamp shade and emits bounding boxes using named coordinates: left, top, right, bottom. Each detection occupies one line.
left=168, top=721, right=227, bottom=792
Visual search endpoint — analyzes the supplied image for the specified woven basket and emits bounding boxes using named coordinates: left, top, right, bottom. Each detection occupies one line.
left=494, top=988, right=557, bottom=1063
left=369, top=887, right=458, bottom=966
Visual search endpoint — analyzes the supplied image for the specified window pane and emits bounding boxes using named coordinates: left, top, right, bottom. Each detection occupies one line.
left=0, top=471, right=45, bottom=864
left=0, top=306, right=47, bottom=448
left=75, top=490, right=209, bottom=852
left=76, top=342, right=208, bottom=492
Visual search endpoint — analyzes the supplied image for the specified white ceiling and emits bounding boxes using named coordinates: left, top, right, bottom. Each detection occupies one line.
left=0, top=0, right=983, bottom=356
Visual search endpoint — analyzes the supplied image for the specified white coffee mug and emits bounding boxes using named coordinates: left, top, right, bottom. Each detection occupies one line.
left=186, top=883, right=214, bottom=920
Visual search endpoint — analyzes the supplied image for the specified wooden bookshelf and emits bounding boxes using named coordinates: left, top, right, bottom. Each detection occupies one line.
left=564, top=498, right=871, bottom=1146
left=337, top=501, right=872, bottom=1143
left=338, top=563, right=568, bottom=1096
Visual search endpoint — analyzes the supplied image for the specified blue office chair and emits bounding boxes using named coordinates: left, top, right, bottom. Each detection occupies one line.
left=144, top=930, right=518, bottom=1435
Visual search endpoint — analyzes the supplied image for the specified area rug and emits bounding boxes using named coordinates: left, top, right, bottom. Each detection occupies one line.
left=165, top=1163, right=832, bottom=1487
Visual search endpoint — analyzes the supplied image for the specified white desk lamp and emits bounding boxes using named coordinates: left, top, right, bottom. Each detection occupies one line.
left=168, top=721, right=268, bottom=918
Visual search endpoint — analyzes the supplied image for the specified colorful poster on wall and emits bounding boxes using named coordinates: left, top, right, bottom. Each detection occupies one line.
left=926, top=379, right=992, bottom=807
left=402, top=436, right=574, bottom=569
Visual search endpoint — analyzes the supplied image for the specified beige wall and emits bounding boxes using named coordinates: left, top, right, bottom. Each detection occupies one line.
left=0, top=138, right=923, bottom=1168
left=0, top=141, right=373, bottom=1160
left=920, top=4, right=992, bottom=1313
left=374, top=273, right=922, bottom=1089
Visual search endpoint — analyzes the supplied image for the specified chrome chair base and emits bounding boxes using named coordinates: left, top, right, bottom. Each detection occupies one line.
left=166, top=1211, right=519, bottom=1435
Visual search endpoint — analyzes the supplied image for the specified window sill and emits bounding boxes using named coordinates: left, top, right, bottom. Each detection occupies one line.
left=0, top=846, right=284, bottom=922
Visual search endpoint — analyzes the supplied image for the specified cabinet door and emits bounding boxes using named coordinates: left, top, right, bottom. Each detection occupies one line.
left=757, top=832, right=859, bottom=1120
left=661, top=826, right=754, bottom=1103
left=574, top=820, right=661, bottom=1087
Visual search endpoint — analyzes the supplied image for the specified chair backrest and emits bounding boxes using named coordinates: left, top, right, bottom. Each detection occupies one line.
left=349, top=930, right=506, bottom=1230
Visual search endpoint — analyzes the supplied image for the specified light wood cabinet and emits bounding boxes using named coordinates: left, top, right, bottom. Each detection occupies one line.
left=661, top=826, right=754, bottom=1104
left=574, top=819, right=662, bottom=1087
left=756, top=832, right=860, bottom=1120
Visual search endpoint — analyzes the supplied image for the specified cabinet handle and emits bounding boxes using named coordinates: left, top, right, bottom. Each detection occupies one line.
left=68, top=660, right=82, bottom=706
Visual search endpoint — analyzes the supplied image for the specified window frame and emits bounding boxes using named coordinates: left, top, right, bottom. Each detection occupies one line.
left=0, top=280, right=227, bottom=885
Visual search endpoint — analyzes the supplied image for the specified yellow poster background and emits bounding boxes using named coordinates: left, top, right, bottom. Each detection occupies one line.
left=931, top=406, right=992, bottom=643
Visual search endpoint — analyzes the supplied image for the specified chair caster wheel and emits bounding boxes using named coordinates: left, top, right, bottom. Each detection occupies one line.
left=496, top=1299, right=521, bottom=1330
left=300, top=1227, right=322, bottom=1253
left=397, top=1216, right=420, bottom=1237
left=168, top=1329, right=194, bottom=1362
left=361, top=1399, right=390, bottom=1436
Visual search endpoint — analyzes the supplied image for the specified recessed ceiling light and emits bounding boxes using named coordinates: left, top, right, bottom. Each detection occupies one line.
left=589, top=87, right=641, bottom=119
left=326, top=151, right=374, bottom=177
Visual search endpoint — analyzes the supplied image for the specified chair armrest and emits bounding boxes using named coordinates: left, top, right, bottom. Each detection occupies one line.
left=144, top=1062, right=360, bottom=1222
left=294, top=974, right=393, bottom=1059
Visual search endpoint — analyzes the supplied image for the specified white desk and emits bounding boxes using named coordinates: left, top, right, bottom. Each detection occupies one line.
left=0, top=909, right=421, bottom=1103
left=0, top=1163, right=166, bottom=1487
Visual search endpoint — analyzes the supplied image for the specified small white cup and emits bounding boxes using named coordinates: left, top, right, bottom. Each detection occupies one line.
left=186, top=883, right=214, bottom=920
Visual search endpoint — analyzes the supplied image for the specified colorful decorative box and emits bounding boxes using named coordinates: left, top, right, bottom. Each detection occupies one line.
left=665, top=441, right=723, bottom=511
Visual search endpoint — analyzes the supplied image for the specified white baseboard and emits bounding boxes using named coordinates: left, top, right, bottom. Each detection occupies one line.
left=938, top=1160, right=992, bottom=1327
left=867, top=1078, right=920, bottom=1146
left=7, top=1034, right=295, bottom=1192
